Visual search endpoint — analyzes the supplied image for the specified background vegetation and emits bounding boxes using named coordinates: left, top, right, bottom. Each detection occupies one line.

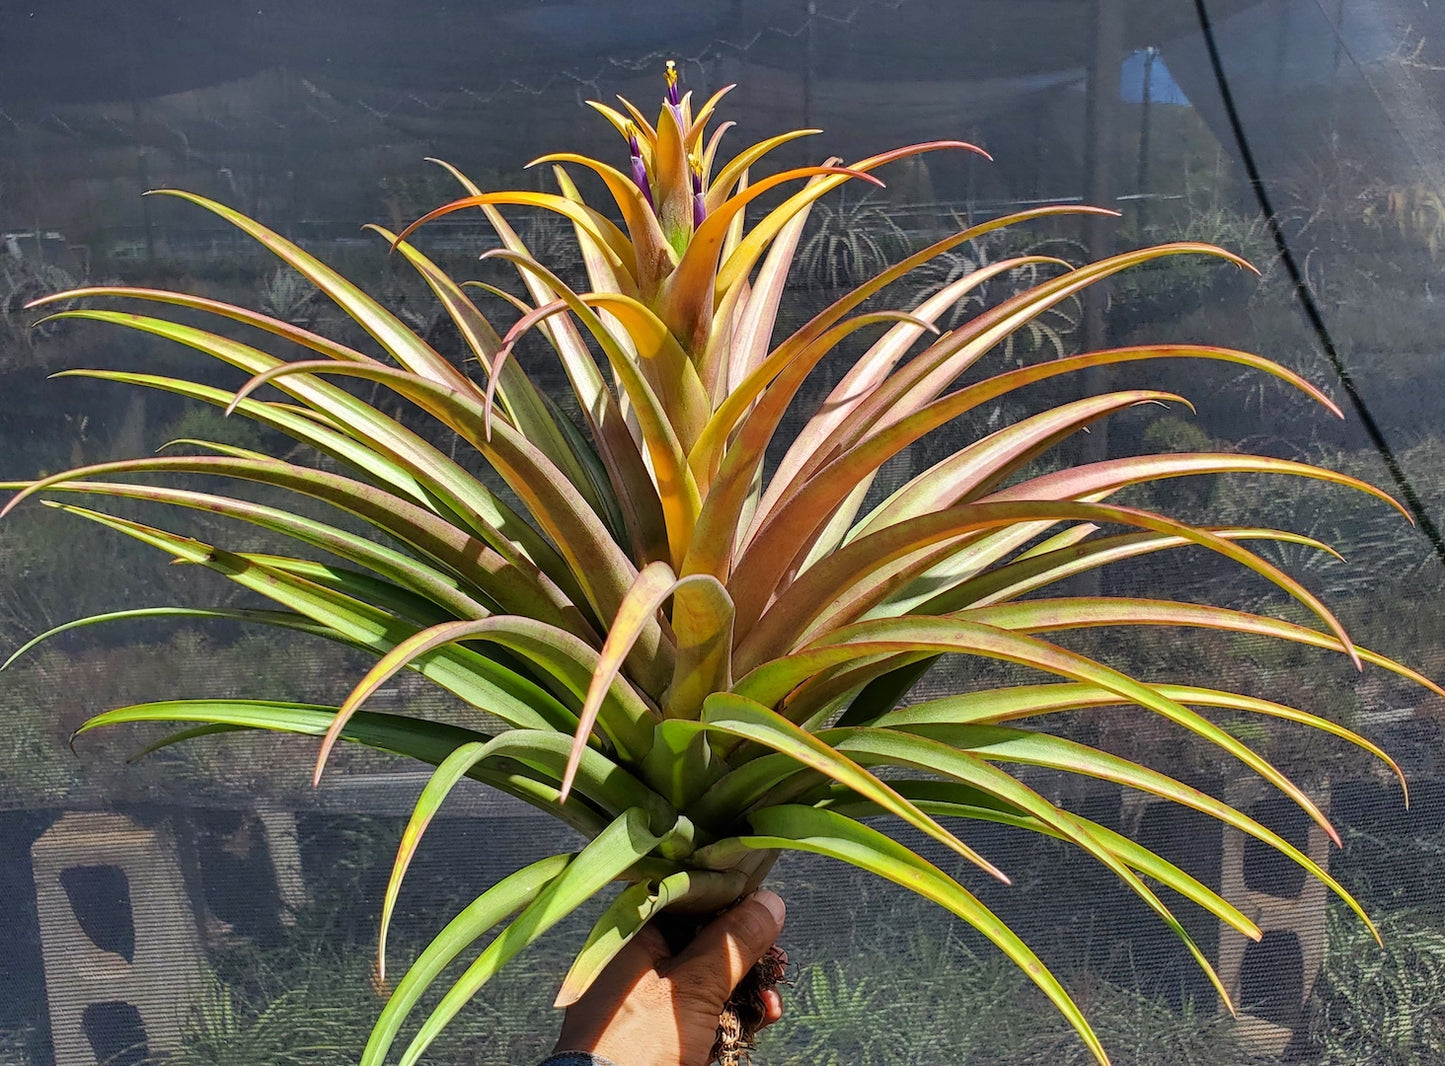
left=5, top=72, right=1445, bottom=1064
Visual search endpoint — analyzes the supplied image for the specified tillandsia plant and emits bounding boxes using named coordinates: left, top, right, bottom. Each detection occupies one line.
left=4, top=61, right=1439, bottom=1065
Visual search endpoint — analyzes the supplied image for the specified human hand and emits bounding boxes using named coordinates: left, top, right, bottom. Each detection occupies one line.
left=552, top=890, right=787, bottom=1066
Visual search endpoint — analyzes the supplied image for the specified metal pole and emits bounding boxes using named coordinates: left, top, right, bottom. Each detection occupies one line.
left=121, top=9, right=156, bottom=263
left=1135, top=47, right=1157, bottom=235
left=1078, top=0, right=1125, bottom=596
left=802, top=0, right=816, bottom=129
left=1083, top=0, right=1124, bottom=353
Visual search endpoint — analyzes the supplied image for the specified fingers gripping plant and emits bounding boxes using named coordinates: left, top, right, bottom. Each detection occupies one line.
left=4, top=63, right=1436, bottom=1065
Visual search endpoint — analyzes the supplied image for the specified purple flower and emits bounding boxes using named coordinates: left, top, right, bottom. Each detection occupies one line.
left=690, top=156, right=706, bottom=228
left=626, top=123, right=654, bottom=208
left=665, top=60, right=681, bottom=108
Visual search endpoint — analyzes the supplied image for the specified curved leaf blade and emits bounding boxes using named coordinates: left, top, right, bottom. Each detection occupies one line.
left=707, top=804, right=1111, bottom=1066
left=397, top=807, right=666, bottom=1066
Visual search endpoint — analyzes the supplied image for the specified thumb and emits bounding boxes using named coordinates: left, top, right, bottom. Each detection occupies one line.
left=667, top=890, right=785, bottom=1006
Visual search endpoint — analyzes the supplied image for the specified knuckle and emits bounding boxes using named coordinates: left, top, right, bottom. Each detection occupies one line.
left=663, top=969, right=716, bottom=1006
left=730, top=902, right=776, bottom=950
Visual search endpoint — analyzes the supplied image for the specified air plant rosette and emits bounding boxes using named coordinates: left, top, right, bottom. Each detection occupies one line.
left=3, top=61, right=1437, bottom=1066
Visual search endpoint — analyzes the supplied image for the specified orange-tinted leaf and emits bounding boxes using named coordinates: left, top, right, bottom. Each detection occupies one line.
left=732, top=392, right=1186, bottom=634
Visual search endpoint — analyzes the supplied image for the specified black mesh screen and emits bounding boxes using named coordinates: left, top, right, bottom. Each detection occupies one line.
left=4, top=2, right=1445, bottom=1064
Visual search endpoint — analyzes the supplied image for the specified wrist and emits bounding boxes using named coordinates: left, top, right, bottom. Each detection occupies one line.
left=539, top=1052, right=623, bottom=1066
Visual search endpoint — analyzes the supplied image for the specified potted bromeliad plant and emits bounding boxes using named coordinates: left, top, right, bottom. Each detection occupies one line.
left=4, top=62, right=1437, bottom=1065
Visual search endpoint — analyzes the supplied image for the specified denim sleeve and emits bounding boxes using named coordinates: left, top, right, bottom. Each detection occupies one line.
left=537, top=1053, right=622, bottom=1066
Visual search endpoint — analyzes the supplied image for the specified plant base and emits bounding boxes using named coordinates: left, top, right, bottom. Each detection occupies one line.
left=656, top=911, right=789, bottom=1066
left=711, top=944, right=789, bottom=1066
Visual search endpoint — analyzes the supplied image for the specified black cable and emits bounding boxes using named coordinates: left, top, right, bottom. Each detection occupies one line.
left=1192, top=0, right=1445, bottom=570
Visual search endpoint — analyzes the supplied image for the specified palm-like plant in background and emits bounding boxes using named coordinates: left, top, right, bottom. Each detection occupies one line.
left=3, top=63, right=1437, bottom=1066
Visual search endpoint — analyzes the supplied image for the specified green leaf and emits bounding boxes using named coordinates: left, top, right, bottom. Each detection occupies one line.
left=378, top=740, right=491, bottom=981
left=2, top=607, right=336, bottom=671
left=39, top=371, right=442, bottom=511
left=706, top=804, right=1111, bottom=1066
left=377, top=731, right=696, bottom=989
left=538, top=389, right=636, bottom=558
left=819, top=778, right=1260, bottom=942
left=828, top=727, right=1236, bottom=1007
left=4, top=445, right=592, bottom=636
left=734, top=615, right=1180, bottom=721
left=554, top=879, right=667, bottom=1008
left=361, top=855, right=573, bottom=1066
left=52, top=504, right=575, bottom=733
left=457, top=730, right=677, bottom=833
left=738, top=612, right=1342, bottom=846
left=642, top=717, right=723, bottom=813
left=563, top=561, right=679, bottom=802
left=19, top=478, right=498, bottom=622
left=688, top=693, right=1009, bottom=882
left=39, top=312, right=570, bottom=586
left=554, top=867, right=748, bottom=1007
left=369, top=223, right=617, bottom=523
left=145, top=190, right=482, bottom=396
left=229, top=358, right=665, bottom=678
left=962, top=597, right=1440, bottom=697
left=26, top=284, right=384, bottom=368
left=321, top=617, right=656, bottom=785
left=397, top=807, right=666, bottom=1066
left=907, top=721, right=1378, bottom=939
left=878, top=681, right=1406, bottom=801
left=835, top=657, right=940, bottom=729
left=76, top=701, right=608, bottom=836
